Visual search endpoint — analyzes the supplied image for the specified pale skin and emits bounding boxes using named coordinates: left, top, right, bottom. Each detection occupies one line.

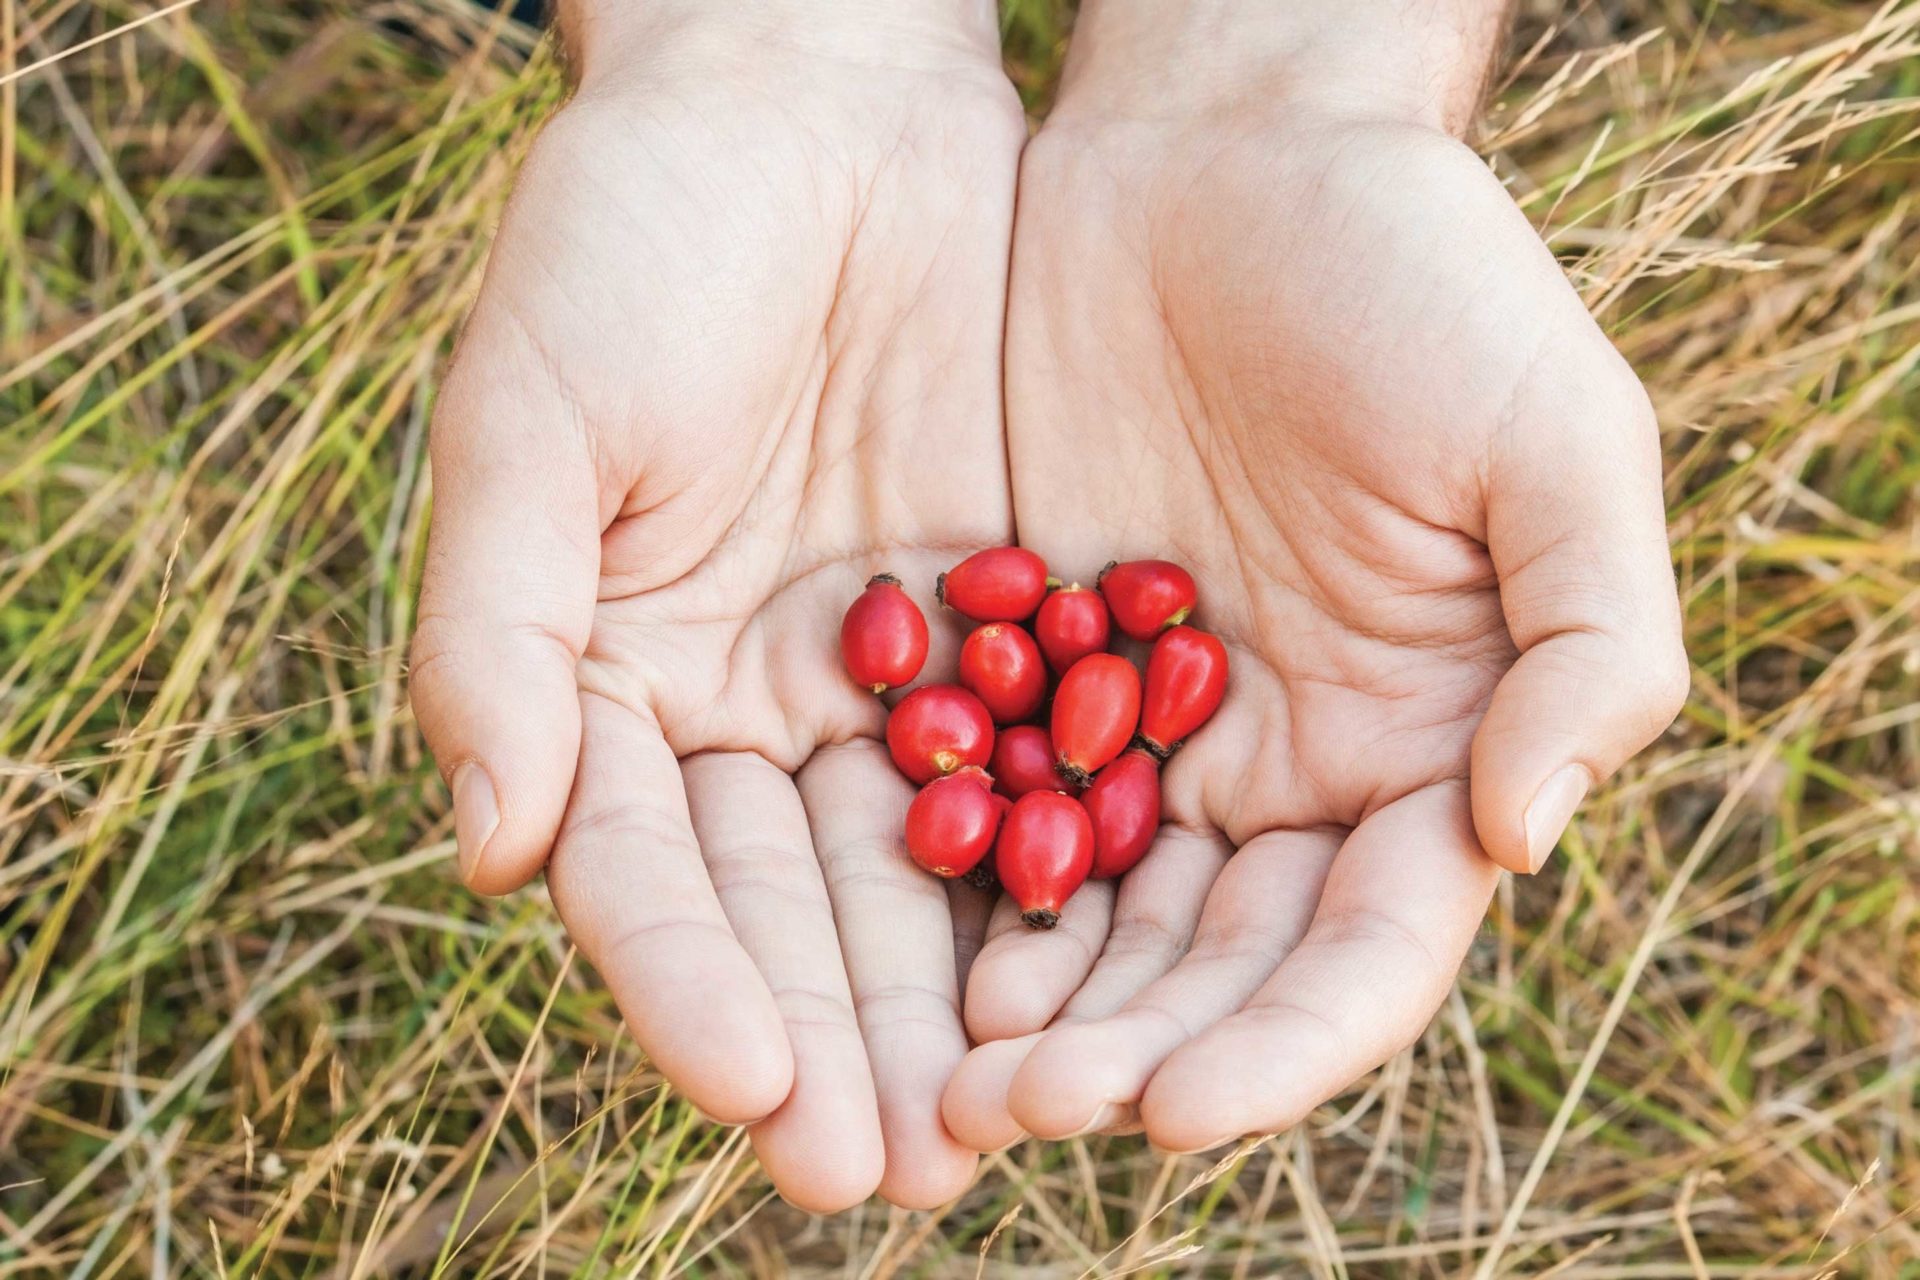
left=941, top=0, right=1688, bottom=1154
left=411, top=0, right=1686, bottom=1208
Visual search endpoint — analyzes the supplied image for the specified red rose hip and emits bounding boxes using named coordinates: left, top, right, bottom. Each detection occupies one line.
left=990, top=724, right=1071, bottom=798
left=1098, top=559, right=1197, bottom=641
left=1051, top=653, right=1142, bottom=787
left=1140, top=626, right=1229, bottom=756
left=995, top=791, right=1095, bottom=929
left=937, top=547, right=1051, bottom=623
left=887, top=684, right=994, bottom=784
left=958, top=623, right=1047, bottom=724
left=1083, top=749, right=1162, bottom=878
left=1034, top=584, right=1111, bottom=675
left=964, top=794, right=1012, bottom=888
left=841, top=572, right=929, bottom=693
left=905, top=768, right=1002, bottom=878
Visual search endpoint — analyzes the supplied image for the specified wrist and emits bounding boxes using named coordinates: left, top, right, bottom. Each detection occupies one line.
left=560, top=1, right=1003, bottom=93
left=1054, top=0, right=1510, bottom=138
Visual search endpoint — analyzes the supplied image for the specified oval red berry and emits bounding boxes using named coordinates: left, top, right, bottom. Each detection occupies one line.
left=905, top=769, right=1003, bottom=878
left=1098, top=559, right=1197, bottom=641
left=1083, top=749, right=1161, bottom=878
left=1140, top=626, right=1228, bottom=755
left=958, top=623, right=1048, bottom=724
left=995, top=790, right=1094, bottom=930
left=1050, top=653, right=1141, bottom=788
left=938, top=547, right=1051, bottom=623
left=1034, top=585, right=1111, bottom=675
left=886, top=684, right=994, bottom=784
left=840, top=573, right=928, bottom=693
left=989, top=724, right=1070, bottom=799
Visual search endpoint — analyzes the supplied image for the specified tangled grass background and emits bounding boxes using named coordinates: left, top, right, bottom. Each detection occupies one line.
left=2, top=0, right=1918, bottom=1273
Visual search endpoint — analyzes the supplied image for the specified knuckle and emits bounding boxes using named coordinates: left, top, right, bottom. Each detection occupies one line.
left=854, top=982, right=959, bottom=1035
left=711, top=843, right=831, bottom=910
left=770, top=985, right=861, bottom=1037
left=505, top=615, right=587, bottom=667
left=1103, top=913, right=1194, bottom=966
left=599, top=913, right=733, bottom=971
left=559, top=801, right=692, bottom=864
left=823, top=855, right=935, bottom=907
left=406, top=613, right=463, bottom=715
left=1251, top=998, right=1349, bottom=1061
left=405, top=614, right=580, bottom=713
left=1316, top=908, right=1453, bottom=1009
left=1640, top=632, right=1692, bottom=727
left=1124, top=1001, right=1202, bottom=1046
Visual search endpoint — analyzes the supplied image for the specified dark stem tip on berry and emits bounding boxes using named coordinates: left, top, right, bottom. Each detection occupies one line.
left=1096, top=560, right=1118, bottom=586
left=1020, top=908, right=1061, bottom=931
left=1135, top=734, right=1174, bottom=761
left=934, top=572, right=949, bottom=607
left=868, top=572, right=902, bottom=588
left=1055, top=759, right=1094, bottom=789
left=962, top=864, right=996, bottom=891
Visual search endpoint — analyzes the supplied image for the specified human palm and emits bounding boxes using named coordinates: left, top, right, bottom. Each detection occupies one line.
left=411, top=45, right=1024, bottom=1210
left=947, top=110, right=1685, bottom=1153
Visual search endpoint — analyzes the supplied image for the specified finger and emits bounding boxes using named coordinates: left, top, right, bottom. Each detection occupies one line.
left=547, top=695, right=792, bottom=1124
left=1007, top=828, right=1338, bottom=1141
left=941, top=1033, right=1045, bottom=1153
left=1474, top=366, right=1687, bottom=874
left=410, top=325, right=600, bottom=894
left=941, top=826, right=1226, bottom=1151
left=801, top=741, right=978, bottom=1210
left=684, top=752, right=883, bottom=1213
left=948, top=877, right=996, bottom=1004
left=1140, top=783, right=1497, bottom=1153
left=962, top=877, right=1116, bottom=1043
left=1050, top=826, right=1231, bottom=1022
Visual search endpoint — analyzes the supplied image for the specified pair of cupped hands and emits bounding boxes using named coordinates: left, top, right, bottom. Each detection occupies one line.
left=408, top=0, right=1687, bottom=1212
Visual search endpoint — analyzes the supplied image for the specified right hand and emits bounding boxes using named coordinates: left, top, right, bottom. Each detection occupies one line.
left=408, top=2, right=1024, bottom=1211
left=944, top=0, right=1684, bottom=1155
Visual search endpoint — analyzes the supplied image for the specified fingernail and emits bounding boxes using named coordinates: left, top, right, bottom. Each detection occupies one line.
left=1160, top=1130, right=1240, bottom=1156
left=452, top=763, right=500, bottom=885
left=1524, top=764, right=1591, bottom=873
left=1063, top=1102, right=1134, bottom=1138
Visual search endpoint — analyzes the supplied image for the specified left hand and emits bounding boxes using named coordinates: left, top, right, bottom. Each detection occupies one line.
left=409, top=0, right=1024, bottom=1209
left=943, top=1, right=1688, bottom=1154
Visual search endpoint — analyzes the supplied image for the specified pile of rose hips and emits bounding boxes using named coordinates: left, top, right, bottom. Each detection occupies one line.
left=840, top=549, right=1228, bottom=930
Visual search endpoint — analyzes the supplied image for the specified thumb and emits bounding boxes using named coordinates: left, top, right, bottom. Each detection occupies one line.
left=410, top=330, right=601, bottom=895
left=1471, top=365, right=1688, bottom=875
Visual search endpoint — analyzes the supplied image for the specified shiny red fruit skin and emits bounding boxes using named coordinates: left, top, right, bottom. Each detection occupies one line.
left=995, top=791, right=1095, bottom=929
left=964, top=793, right=1013, bottom=888
left=841, top=573, right=929, bottom=693
left=886, top=685, right=994, bottom=784
left=1140, top=626, right=1229, bottom=756
left=1083, top=749, right=1162, bottom=878
left=937, top=547, right=1051, bottom=623
left=1098, top=559, right=1198, bottom=641
left=958, top=623, right=1047, bottom=723
left=1034, top=585, right=1111, bottom=675
left=905, top=768, right=1003, bottom=878
left=989, top=724, right=1071, bottom=798
left=1051, top=653, right=1142, bottom=787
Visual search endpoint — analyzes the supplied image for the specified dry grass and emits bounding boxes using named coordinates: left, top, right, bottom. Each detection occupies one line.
left=2, top=0, right=1918, bottom=1274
